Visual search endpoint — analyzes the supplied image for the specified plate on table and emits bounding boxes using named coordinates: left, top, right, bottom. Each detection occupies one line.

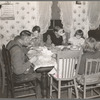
left=70, top=45, right=80, bottom=50
left=56, top=45, right=65, bottom=50
left=67, top=45, right=71, bottom=49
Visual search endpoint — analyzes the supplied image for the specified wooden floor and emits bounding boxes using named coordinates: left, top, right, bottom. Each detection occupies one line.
left=0, top=86, right=76, bottom=99
left=0, top=81, right=100, bottom=99
left=1, top=87, right=100, bottom=99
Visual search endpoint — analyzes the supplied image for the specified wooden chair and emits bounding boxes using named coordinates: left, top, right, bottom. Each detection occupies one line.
left=2, top=45, right=38, bottom=98
left=77, top=58, right=100, bottom=99
left=0, top=60, right=6, bottom=94
left=50, top=50, right=82, bottom=99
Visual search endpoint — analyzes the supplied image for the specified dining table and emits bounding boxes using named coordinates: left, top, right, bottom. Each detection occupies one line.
left=0, top=44, right=82, bottom=98
left=27, top=45, right=82, bottom=98
left=27, top=46, right=57, bottom=98
left=36, top=66, right=54, bottom=98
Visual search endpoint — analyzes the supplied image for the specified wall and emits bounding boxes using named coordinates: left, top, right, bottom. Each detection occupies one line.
left=0, top=1, right=90, bottom=48
left=0, top=1, right=38, bottom=47
left=71, top=1, right=89, bottom=38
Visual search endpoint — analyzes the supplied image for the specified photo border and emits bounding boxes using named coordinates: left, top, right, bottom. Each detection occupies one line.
left=0, top=0, right=100, bottom=100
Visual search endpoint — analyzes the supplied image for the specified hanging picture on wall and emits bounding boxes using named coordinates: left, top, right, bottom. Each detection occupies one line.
left=0, top=3, right=15, bottom=20
left=76, top=1, right=81, bottom=5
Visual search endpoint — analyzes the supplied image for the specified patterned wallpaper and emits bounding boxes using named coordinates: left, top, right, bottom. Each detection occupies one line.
left=70, top=1, right=89, bottom=38
left=0, top=1, right=39, bottom=48
left=0, top=1, right=91, bottom=48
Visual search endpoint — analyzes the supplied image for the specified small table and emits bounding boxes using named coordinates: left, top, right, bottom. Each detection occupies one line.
left=36, top=66, right=54, bottom=98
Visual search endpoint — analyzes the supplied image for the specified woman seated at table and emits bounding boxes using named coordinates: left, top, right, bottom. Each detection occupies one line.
left=45, top=26, right=67, bottom=46
left=78, top=37, right=100, bottom=75
left=68, top=29, right=85, bottom=47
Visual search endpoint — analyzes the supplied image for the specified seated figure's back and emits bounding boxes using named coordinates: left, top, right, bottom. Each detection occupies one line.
left=6, top=33, right=32, bottom=75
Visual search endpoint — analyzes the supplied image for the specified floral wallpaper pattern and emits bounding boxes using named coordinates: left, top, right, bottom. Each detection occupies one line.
left=71, top=1, right=89, bottom=38
left=0, top=1, right=38, bottom=48
left=0, top=1, right=91, bottom=48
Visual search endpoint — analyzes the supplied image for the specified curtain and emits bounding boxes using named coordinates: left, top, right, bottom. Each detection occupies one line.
left=87, top=1, right=100, bottom=30
left=37, top=1, right=52, bottom=34
left=58, top=1, right=73, bottom=33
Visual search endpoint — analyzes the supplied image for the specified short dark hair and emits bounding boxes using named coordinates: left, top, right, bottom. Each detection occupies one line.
left=20, top=30, right=31, bottom=37
left=53, top=26, right=62, bottom=32
left=14, top=35, right=20, bottom=40
left=32, top=26, right=40, bottom=33
left=74, top=29, right=84, bottom=38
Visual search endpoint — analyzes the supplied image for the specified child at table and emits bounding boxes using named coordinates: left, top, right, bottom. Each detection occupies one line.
left=68, top=29, right=85, bottom=47
left=45, top=26, right=67, bottom=46
left=29, top=26, right=44, bottom=48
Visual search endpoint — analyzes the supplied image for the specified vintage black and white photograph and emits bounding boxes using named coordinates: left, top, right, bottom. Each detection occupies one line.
left=0, top=1, right=100, bottom=99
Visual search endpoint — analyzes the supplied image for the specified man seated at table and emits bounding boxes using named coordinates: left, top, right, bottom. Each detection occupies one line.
left=6, top=30, right=41, bottom=97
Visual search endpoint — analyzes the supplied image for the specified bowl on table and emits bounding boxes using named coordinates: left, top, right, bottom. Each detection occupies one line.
left=70, top=45, right=80, bottom=50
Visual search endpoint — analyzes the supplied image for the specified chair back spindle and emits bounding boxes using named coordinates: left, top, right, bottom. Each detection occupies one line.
left=57, top=50, right=82, bottom=79
left=85, top=58, right=100, bottom=75
left=77, top=58, right=100, bottom=99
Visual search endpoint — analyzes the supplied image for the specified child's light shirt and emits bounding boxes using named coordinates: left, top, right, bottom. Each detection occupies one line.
left=69, top=37, right=85, bottom=46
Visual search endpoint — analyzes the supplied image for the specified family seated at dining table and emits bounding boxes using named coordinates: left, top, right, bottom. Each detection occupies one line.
left=3, top=25, right=100, bottom=98
left=44, top=27, right=85, bottom=51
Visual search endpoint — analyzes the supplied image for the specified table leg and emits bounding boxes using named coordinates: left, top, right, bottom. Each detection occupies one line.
left=41, top=72, right=48, bottom=98
left=36, top=66, right=54, bottom=98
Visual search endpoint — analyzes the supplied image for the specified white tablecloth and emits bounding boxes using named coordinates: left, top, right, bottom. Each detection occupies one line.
left=27, top=46, right=82, bottom=77
left=27, top=47, right=57, bottom=74
left=33, top=58, right=56, bottom=71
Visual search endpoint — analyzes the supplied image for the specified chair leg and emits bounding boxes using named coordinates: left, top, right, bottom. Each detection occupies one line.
left=10, top=84, right=14, bottom=98
left=50, top=77, right=53, bottom=98
left=1, top=66, right=5, bottom=94
left=90, top=86, right=93, bottom=97
left=11, top=89, right=14, bottom=98
left=58, top=80, right=61, bottom=99
left=6, top=85, right=14, bottom=98
left=74, top=79, right=79, bottom=98
left=83, top=85, right=86, bottom=99
left=34, top=80, right=38, bottom=98
left=6, top=81, right=9, bottom=98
